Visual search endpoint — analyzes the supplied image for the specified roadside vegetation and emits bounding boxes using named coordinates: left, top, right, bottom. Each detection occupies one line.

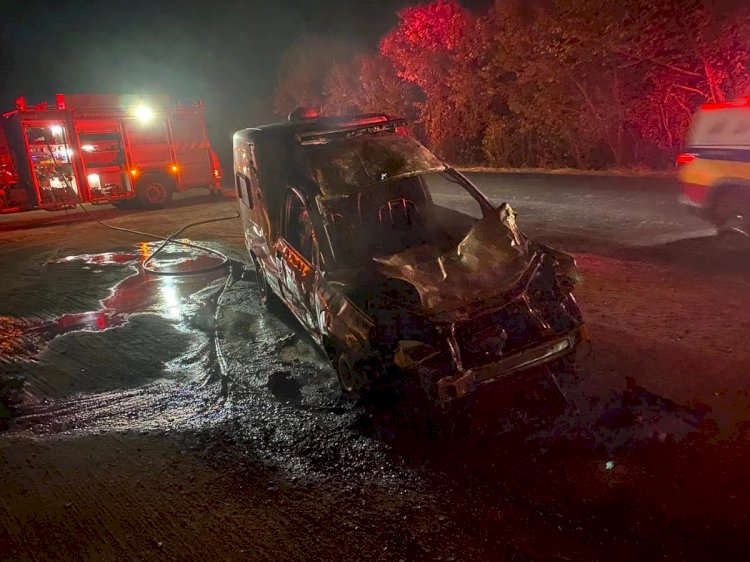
left=274, top=0, right=750, bottom=170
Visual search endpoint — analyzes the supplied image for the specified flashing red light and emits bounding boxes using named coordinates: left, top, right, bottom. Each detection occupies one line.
left=170, top=164, right=179, bottom=173
left=213, top=168, right=220, bottom=178
left=288, top=107, right=321, bottom=121
left=700, top=98, right=750, bottom=111
left=676, top=153, right=697, bottom=166
left=341, top=115, right=389, bottom=127
left=130, top=169, right=139, bottom=177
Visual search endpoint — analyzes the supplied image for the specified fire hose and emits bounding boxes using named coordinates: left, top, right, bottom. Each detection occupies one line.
left=43, top=134, right=238, bottom=276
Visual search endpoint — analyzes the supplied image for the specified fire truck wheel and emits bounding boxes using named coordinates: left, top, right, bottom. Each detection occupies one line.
left=136, top=174, right=173, bottom=209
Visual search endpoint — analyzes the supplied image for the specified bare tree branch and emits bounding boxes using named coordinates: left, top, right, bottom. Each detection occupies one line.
left=613, top=51, right=703, bottom=78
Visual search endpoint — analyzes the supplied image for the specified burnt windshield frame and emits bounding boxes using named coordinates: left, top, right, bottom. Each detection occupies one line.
left=302, top=133, right=445, bottom=197
left=442, top=167, right=496, bottom=217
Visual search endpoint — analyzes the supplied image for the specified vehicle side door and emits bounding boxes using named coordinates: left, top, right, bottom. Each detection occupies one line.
left=276, top=189, right=319, bottom=330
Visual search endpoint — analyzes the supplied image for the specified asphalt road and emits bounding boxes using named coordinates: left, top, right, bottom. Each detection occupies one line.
left=438, top=172, right=712, bottom=247
left=1, top=173, right=749, bottom=561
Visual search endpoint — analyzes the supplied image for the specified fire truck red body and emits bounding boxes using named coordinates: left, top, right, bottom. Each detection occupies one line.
left=0, top=94, right=222, bottom=213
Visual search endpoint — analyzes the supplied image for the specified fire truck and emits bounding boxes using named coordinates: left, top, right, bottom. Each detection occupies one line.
left=0, top=94, right=222, bottom=213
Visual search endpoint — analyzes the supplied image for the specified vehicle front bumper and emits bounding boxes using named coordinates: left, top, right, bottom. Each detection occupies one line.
left=434, top=330, right=583, bottom=405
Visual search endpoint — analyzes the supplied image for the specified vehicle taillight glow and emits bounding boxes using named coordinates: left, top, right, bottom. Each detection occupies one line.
left=213, top=168, right=220, bottom=178
left=170, top=164, right=179, bottom=173
left=676, top=153, right=697, bottom=166
left=130, top=169, right=139, bottom=177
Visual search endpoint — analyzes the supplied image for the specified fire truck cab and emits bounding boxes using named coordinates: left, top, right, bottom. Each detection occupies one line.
left=0, top=94, right=222, bottom=213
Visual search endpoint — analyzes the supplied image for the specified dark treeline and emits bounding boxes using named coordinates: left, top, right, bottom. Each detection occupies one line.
left=274, top=0, right=750, bottom=169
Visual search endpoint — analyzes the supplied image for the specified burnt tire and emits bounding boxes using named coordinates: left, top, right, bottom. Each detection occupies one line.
left=335, top=354, right=375, bottom=397
left=135, top=174, right=173, bottom=209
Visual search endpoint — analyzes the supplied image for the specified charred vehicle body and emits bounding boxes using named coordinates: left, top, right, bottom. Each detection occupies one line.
left=233, top=113, right=585, bottom=406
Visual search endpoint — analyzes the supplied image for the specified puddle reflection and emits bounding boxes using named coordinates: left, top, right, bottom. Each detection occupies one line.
left=0, top=242, right=228, bottom=365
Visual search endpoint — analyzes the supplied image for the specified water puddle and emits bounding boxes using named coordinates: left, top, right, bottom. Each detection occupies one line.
left=1, top=242, right=229, bottom=405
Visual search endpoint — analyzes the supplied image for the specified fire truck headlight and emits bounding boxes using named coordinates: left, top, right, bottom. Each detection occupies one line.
left=135, top=105, right=154, bottom=124
left=50, top=125, right=63, bottom=135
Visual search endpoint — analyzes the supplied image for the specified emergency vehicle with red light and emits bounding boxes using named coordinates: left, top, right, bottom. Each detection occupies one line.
left=678, top=97, right=750, bottom=235
left=0, top=94, right=222, bottom=213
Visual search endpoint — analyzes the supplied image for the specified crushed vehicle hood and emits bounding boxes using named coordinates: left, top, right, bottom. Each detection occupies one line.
left=373, top=204, right=535, bottom=320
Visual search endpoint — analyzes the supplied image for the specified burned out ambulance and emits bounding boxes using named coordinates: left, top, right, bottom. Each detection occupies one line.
left=0, top=94, right=221, bottom=213
left=233, top=111, right=586, bottom=405
left=678, top=97, right=750, bottom=235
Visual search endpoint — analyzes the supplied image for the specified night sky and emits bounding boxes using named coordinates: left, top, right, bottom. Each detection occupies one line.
left=1, top=0, right=484, bottom=162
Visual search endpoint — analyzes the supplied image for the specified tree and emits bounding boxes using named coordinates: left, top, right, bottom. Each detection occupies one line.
left=380, top=0, right=488, bottom=161
left=481, top=0, right=750, bottom=166
left=355, top=55, right=421, bottom=120
left=623, top=0, right=750, bottom=151
left=322, top=59, right=361, bottom=115
left=323, top=55, right=420, bottom=119
left=273, top=36, right=361, bottom=117
left=273, top=0, right=750, bottom=168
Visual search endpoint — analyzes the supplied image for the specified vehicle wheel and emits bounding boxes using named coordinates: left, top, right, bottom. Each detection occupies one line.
left=135, top=174, right=173, bottom=209
left=712, top=189, right=750, bottom=237
left=335, top=354, right=373, bottom=397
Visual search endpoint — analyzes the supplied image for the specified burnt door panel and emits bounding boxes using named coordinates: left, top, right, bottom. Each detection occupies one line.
left=279, top=191, right=318, bottom=329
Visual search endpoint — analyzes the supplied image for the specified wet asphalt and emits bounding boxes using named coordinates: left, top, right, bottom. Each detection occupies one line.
left=1, top=175, right=750, bottom=561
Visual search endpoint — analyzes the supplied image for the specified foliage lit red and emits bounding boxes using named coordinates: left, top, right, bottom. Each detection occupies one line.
left=274, top=0, right=750, bottom=169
